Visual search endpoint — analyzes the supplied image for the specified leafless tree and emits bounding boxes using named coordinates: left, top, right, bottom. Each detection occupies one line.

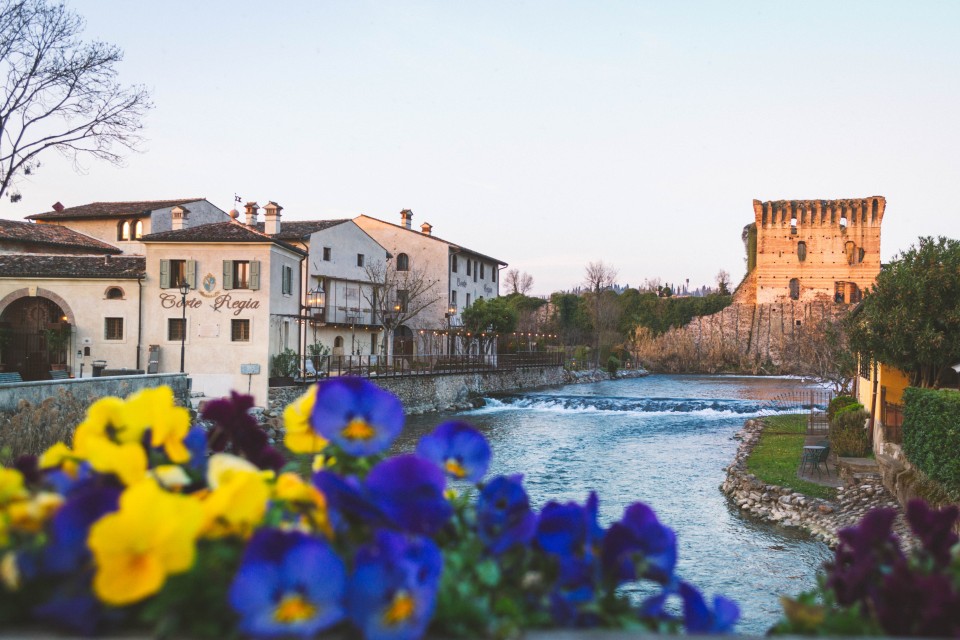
left=504, top=268, right=534, bottom=295
left=639, top=277, right=662, bottom=293
left=0, top=0, right=151, bottom=201
left=583, top=261, right=618, bottom=367
left=715, top=269, right=731, bottom=295
left=363, top=259, right=443, bottom=361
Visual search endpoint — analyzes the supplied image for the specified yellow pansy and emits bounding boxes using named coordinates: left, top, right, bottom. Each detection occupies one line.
left=88, top=480, right=203, bottom=606
left=273, top=472, right=333, bottom=538
left=0, top=468, right=27, bottom=505
left=283, top=387, right=328, bottom=454
left=152, top=465, right=192, bottom=490
left=1, top=551, right=19, bottom=590
left=206, top=453, right=260, bottom=489
left=84, top=438, right=147, bottom=487
left=7, top=492, right=64, bottom=533
left=73, top=397, right=133, bottom=456
left=38, top=442, right=80, bottom=477
left=124, top=387, right=192, bottom=463
left=200, top=467, right=270, bottom=539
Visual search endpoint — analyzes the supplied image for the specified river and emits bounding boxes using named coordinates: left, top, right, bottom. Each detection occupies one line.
left=396, top=374, right=833, bottom=634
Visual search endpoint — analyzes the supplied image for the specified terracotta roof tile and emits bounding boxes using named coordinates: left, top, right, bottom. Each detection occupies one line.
left=141, top=222, right=306, bottom=255
left=0, top=255, right=144, bottom=279
left=0, top=219, right=120, bottom=253
left=26, top=199, right=203, bottom=221
left=253, top=219, right=349, bottom=239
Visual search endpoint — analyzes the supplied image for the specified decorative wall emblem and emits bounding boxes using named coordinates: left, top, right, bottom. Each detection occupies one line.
left=199, top=273, right=218, bottom=298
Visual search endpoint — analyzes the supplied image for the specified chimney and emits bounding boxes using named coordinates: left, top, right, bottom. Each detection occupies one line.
left=104, top=254, right=111, bottom=265
left=52, top=201, right=64, bottom=212
left=263, top=201, right=283, bottom=235
left=171, top=205, right=190, bottom=231
left=420, top=222, right=433, bottom=236
left=244, top=202, right=259, bottom=227
left=400, top=209, right=413, bottom=229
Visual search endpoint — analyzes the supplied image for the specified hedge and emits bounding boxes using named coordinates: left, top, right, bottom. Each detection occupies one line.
left=902, top=387, right=960, bottom=495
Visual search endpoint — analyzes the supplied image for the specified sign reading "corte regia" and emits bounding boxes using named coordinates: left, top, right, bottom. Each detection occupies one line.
left=159, top=293, right=261, bottom=316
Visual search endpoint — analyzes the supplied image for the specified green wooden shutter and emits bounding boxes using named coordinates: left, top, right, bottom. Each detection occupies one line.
left=223, top=260, right=233, bottom=290
left=159, top=260, right=170, bottom=289
left=250, top=260, right=261, bottom=291
left=186, top=260, right=197, bottom=289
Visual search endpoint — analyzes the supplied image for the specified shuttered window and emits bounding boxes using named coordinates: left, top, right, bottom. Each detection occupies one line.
left=231, top=319, right=250, bottom=342
left=223, top=260, right=260, bottom=290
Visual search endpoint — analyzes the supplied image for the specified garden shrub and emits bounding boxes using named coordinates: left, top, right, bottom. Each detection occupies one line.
left=902, top=387, right=960, bottom=496
left=827, top=395, right=859, bottom=422
left=828, top=407, right=870, bottom=457
left=607, top=355, right=620, bottom=376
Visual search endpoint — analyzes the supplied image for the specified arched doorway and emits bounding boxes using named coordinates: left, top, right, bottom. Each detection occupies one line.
left=0, top=297, right=71, bottom=380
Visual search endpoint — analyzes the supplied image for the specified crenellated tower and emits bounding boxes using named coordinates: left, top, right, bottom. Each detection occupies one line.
left=744, top=196, right=885, bottom=305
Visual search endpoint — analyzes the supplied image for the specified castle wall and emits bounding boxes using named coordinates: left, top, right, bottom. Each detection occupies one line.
left=751, top=197, right=884, bottom=305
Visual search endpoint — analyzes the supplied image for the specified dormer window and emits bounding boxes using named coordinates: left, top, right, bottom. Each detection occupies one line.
left=117, top=218, right=143, bottom=240
left=105, top=287, right=124, bottom=300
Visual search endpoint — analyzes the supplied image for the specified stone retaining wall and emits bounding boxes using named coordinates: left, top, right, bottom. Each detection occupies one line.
left=721, top=418, right=910, bottom=548
left=0, top=374, right=190, bottom=458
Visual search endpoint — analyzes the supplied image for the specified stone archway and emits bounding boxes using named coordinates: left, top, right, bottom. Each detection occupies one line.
left=0, top=290, right=74, bottom=380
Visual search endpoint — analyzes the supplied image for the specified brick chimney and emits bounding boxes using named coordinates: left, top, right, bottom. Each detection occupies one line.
left=244, top=202, right=259, bottom=227
left=263, top=201, right=282, bottom=235
left=52, top=201, right=64, bottom=212
left=420, top=222, right=432, bottom=236
left=171, top=205, right=190, bottom=231
left=400, top=209, right=413, bottom=229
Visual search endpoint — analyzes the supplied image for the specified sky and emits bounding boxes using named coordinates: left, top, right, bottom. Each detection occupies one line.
left=2, top=1, right=959, bottom=294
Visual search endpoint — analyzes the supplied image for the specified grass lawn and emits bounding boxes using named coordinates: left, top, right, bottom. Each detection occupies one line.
left=745, top=414, right=837, bottom=501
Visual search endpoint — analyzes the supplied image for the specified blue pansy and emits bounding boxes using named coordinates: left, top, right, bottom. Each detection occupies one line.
left=44, top=481, right=122, bottom=574
left=346, top=530, right=442, bottom=640
left=312, top=470, right=386, bottom=530
left=679, top=582, right=740, bottom=634
left=183, top=426, right=208, bottom=474
left=310, top=378, right=404, bottom=456
left=366, top=455, right=453, bottom=536
left=415, top=421, right=491, bottom=483
left=229, top=528, right=347, bottom=638
left=535, top=492, right=604, bottom=559
left=601, top=502, right=677, bottom=586
left=476, top=474, right=536, bottom=554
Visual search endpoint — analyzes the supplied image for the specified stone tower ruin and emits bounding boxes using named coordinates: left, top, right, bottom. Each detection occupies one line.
left=737, top=196, right=885, bottom=305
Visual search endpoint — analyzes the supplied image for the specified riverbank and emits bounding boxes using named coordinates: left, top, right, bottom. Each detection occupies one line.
left=721, top=417, right=913, bottom=547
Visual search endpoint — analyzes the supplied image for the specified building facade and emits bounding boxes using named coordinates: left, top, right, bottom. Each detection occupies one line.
left=746, top=196, right=885, bottom=305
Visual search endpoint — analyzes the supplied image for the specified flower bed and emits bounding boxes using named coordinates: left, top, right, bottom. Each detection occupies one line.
left=0, top=379, right=737, bottom=639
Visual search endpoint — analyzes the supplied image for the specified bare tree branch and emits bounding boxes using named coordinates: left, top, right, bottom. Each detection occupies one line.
left=0, top=0, right=151, bottom=201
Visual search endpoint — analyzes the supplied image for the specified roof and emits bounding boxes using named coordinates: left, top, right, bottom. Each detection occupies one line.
left=253, top=219, right=349, bottom=240
left=26, top=199, right=203, bottom=221
left=0, top=219, right=120, bottom=253
left=354, top=214, right=507, bottom=265
left=141, top=221, right=307, bottom=256
left=0, top=255, right=144, bottom=279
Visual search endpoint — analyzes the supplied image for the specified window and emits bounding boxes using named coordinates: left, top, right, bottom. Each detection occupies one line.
left=397, top=253, right=409, bottom=271
left=466, top=260, right=471, bottom=276
left=451, top=256, right=458, bottom=273
left=282, top=265, right=293, bottom=295
left=168, top=318, right=186, bottom=341
left=492, top=268, right=496, bottom=282
left=118, top=220, right=131, bottom=241
left=789, top=278, right=800, bottom=300
left=834, top=281, right=846, bottom=303
left=845, top=241, right=860, bottom=265
left=117, top=219, right=142, bottom=240
left=323, top=247, right=331, bottom=261
left=160, top=259, right=196, bottom=289
left=105, top=287, right=124, bottom=300
left=134, top=220, right=143, bottom=239
left=370, top=333, right=377, bottom=355
left=104, top=317, right=124, bottom=340
left=797, top=241, right=807, bottom=262
left=397, top=290, right=409, bottom=313
left=450, top=290, right=457, bottom=305
left=231, top=319, right=250, bottom=342
left=223, top=260, right=260, bottom=290
left=334, top=336, right=344, bottom=348
left=466, top=293, right=471, bottom=307
left=859, top=355, right=872, bottom=379
left=357, top=254, right=365, bottom=267
left=473, top=261, right=478, bottom=282
left=480, top=263, right=485, bottom=279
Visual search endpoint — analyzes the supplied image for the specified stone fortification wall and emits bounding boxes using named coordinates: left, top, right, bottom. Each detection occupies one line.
left=0, top=374, right=189, bottom=457
left=721, top=419, right=910, bottom=548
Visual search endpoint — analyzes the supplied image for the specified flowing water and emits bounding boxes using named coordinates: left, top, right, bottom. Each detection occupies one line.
left=397, top=374, right=833, bottom=634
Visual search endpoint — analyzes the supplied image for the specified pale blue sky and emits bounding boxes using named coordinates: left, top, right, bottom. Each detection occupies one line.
left=4, top=1, right=959, bottom=293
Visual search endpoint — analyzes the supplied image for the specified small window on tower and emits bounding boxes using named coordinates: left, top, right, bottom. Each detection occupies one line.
left=797, top=241, right=807, bottom=262
left=789, top=278, right=800, bottom=300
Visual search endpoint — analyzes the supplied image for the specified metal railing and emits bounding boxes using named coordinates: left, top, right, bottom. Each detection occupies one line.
left=291, top=351, right=564, bottom=383
left=881, top=401, right=904, bottom=444
left=759, top=389, right=834, bottom=435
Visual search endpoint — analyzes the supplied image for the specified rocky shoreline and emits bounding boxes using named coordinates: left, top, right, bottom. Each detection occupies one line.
left=721, top=418, right=913, bottom=548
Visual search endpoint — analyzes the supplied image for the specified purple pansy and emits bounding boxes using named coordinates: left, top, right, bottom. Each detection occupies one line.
left=415, top=421, right=491, bottom=483
left=202, top=391, right=284, bottom=471
left=679, top=582, right=740, bottom=634
left=310, top=378, right=404, bottom=457
left=827, top=508, right=905, bottom=607
left=229, top=528, right=347, bottom=638
left=535, top=492, right=604, bottom=559
left=366, top=455, right=452, bottom=536
left=905, top=499, right=959, bottom=569
left=476, top=474, right=536, bottom=555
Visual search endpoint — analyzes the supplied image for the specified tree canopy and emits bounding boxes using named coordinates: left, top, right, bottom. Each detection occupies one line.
left=848, top=236, right=960, bottom=387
